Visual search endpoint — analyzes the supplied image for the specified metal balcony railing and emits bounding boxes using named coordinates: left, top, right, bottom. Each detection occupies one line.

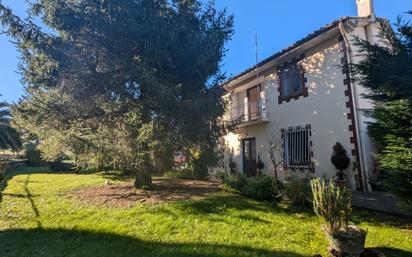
left=223, top=99, right=269, bottom=126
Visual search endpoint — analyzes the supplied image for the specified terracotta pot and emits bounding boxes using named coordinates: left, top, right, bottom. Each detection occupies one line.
left=326, top=226, right=367, bottom=256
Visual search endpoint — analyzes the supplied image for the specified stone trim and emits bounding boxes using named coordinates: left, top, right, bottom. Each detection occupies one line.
left=339, top=35, right=363, bottom=191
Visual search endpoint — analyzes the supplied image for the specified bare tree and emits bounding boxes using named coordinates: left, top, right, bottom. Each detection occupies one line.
left=266, top=134, right=283, bottom=181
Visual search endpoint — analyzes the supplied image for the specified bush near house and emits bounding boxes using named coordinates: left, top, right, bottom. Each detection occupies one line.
left=240, top=176, right=279, bottom=201
left=222, top=173, right=248, bottom=190
left=378, top=135, right=412, bottom=202
left=281, top=175, right=312, bottom=207
left=221, top=173, right=279, bottom=202
left=220, top=171, right=314, bottom=207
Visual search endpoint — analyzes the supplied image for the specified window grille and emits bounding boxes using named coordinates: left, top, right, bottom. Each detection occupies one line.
left=282, top=125, right=312, bottom=169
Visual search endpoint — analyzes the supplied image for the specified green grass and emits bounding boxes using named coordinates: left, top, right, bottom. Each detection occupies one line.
left=0, top=167, right=411, bottom=257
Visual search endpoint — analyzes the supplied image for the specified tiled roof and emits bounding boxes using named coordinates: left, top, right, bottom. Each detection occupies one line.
left=223, top=16, right=352, bottom=85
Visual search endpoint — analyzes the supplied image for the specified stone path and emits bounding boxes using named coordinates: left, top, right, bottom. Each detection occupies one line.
left=352, top=191, right=412, bottom=217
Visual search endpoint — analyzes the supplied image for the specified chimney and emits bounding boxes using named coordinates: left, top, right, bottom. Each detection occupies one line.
left=356, top=0, right=375, bottom=18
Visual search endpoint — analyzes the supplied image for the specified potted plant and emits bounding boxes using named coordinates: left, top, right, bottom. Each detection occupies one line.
left=311, top=178, right=367, bottom=257
left=331, top=142, right=350, bottom=187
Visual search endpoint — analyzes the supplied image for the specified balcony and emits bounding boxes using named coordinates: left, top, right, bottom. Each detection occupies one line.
left=224, top=99, right=269, bottom=128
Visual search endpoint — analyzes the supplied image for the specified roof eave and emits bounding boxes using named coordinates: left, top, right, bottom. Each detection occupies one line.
left=222, top=16, right=383, bottom=89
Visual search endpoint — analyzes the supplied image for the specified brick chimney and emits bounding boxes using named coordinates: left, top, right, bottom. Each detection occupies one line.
left=356, top=0, right=375, bottom=18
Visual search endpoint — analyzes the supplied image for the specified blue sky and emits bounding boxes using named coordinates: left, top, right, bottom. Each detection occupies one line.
left=0, top=0, right=410, bottom=102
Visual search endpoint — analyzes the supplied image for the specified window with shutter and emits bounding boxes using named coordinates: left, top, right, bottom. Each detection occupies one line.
left=278, top=60, right=306, bottom=102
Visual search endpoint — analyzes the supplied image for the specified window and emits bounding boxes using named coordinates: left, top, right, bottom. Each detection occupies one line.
left=279, top=62, right=304, bottom=99
left=282, top=125, right=311, bottom=169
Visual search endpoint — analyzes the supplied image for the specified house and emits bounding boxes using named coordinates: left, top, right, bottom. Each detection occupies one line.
left=221, top=0, right=386, bottom=191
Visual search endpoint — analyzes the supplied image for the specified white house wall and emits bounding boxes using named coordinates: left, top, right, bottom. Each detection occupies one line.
left=346, top=20, right=383, bottom=189
left=223, top=35, right=358, bottom=188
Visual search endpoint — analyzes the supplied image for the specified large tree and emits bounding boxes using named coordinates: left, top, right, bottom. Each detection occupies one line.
left=354, top=13, right=412, bottom=203
left=0, top=0, right=233, bottom=187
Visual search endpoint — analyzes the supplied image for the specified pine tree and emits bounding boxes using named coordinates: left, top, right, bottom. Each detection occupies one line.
left=353, top=12, right=412, bottom=202
left=0, top=0, right=233, bottom=187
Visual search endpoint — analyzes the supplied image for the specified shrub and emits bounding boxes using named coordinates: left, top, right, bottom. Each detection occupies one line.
left=281, top=175, right=312, bottom=207
left=222, top=173, right=278, bottom=202
left=164, top=169, right=196, bottom=180
left=190, top=147, right=219, bottom=180
left=331, top=142, right=350, bottom=180
left=49, top=161, right=73, bottom=172
left=379, top=136, right=412, bottom=204
left=240, top=176, right=278, bottom=201
left=224, top=173, right=248, bottom=191
left=214, top=170, right=227, bottom=183
left=25, top=147, right=45, bottom=166
left=0, top=159, right=8, bottom=183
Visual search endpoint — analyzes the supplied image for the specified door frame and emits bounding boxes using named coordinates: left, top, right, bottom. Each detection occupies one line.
left=242, top=137, right=257, bottom=177
left=246, top=86, right=260, bottom=121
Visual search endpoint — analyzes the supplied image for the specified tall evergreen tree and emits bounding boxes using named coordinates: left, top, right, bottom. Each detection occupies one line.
left=354, top=12, right=412, bottom=203
left=0, top=0, right=233, bottom=187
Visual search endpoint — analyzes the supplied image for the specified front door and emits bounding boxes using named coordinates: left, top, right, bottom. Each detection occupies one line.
left=247, top=86, right=260, bottom=120
left=242, top=138, right=257, bottom=177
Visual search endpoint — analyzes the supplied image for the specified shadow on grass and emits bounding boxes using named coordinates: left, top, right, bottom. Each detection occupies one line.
left=237, top=213, right=272, bottom=224
left=0, top=166, right=68, bottom=204
left=100, top=170, right=135, bottom=182
left=174, top=193, right=274, bottom=215
left=0, top=228, right=311, bottom=257
left=174, top=193, right=316, bottom=219
left=5, top=165, right=134, bottom=183
left=373, top=247, right=412, bottom=257
left=351, top=209, right=412, bottom=229
left=1, top=173, right=43, bottom=228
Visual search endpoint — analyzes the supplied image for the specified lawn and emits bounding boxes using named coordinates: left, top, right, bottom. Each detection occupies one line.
left=0, top=167, right=411, bottom=257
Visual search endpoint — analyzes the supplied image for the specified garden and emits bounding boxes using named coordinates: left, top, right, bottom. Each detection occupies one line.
left=0, top=165, right=411, bottom=257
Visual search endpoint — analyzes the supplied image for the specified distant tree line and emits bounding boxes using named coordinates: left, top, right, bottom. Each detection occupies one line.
left=0, top=98, right=21, bottom=151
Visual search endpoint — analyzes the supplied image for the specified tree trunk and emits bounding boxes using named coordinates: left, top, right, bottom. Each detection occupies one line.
left=273, top=167, right=278, bottom=181
left=133, top=152, right=153, bottom=189
left=134, top=168, right=153, bottom=189
left=134, top=83, right=153, bottom=189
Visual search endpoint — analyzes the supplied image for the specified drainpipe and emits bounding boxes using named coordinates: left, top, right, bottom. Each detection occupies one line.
left=338, top=20, right=369, bottom=192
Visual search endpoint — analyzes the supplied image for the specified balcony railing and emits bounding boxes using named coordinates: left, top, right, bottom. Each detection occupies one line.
left=223, top=99, right=269, bottom=127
